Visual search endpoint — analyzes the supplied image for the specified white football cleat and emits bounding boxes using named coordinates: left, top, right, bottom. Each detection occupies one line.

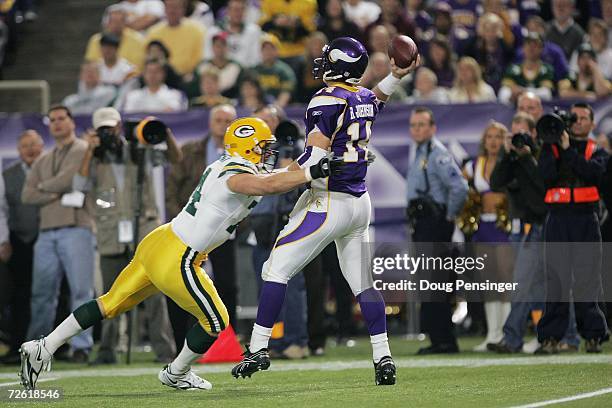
left=19, top=338, right=53, bottom=390
left=159, top=365, right=212, bottom=390
left=523, top=338, right=540, bottom=354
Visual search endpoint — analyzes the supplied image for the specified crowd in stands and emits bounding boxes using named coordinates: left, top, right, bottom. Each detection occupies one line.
left=59, top=0, right=612, bottom=115
left=0, top=0, right=37, bottom=78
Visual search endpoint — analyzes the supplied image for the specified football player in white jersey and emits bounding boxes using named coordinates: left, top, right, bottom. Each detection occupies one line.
left=19, top=117, right=341, bottom=391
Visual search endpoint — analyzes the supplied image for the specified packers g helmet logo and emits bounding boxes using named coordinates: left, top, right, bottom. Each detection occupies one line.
left=234, top=125, right=256, bottom=138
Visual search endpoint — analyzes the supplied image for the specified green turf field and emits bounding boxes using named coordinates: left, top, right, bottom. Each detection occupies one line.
left=1, top=337, right=611, bottom=408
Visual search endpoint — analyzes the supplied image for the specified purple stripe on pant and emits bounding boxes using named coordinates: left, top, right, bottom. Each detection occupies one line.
left=472, top=220, right=509, bottom=243
left=275, top=211, right=327, bottom=247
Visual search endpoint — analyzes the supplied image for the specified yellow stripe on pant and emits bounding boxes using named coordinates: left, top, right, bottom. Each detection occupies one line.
left=98, top=224, right=229, bottom=335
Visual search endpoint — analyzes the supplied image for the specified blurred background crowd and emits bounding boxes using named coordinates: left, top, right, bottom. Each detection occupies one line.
left=2, top=0, right=612, bottom=110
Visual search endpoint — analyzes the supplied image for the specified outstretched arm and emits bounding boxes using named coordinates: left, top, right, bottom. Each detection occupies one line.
left=227, top=157, right=342, bottom=195
left=372, top=55, right=420, bottom=102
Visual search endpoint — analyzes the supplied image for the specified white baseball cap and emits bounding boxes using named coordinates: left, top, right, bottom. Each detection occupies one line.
left=93, top=107, right=121, bottom=129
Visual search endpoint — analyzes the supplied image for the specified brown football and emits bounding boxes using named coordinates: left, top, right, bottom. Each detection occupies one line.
left=388, top=35, right=419, bottom=68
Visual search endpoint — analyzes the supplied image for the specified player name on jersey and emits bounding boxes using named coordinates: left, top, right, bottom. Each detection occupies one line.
left=349, top=104, right=375, bottom=120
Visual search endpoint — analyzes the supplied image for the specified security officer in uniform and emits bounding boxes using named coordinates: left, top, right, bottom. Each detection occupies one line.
left=406, top=107, right=468, bottom=354
left=537, top=102, right=609, bottom=353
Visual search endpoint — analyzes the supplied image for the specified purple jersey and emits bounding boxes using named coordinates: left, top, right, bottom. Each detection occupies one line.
left=304, top=84, right=382, bottom=197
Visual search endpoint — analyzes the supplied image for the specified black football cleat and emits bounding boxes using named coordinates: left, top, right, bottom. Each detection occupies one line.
left=585, top=338, right=602, bottom=353
left=374, top=356, right=396, bottom=385
left=231, top=346, right=270, bottom=378
left=534, top=339, right=559, bottom=355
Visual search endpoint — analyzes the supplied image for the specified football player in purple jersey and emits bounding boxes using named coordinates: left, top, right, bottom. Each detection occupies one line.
left=232, top=37, right=419, bottom=385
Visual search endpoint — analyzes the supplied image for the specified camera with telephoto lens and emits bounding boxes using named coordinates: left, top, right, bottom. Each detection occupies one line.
left=123, top=116, right=168, bottom=146
left=536, top=107, right=578, bottom=144
left=275, top=119, right=304, bottom=161
left=96, top=126, right=116, bottom=148
left=511, top=131, right=535, bottom=150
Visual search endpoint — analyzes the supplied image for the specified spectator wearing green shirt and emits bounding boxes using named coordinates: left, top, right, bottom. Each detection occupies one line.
left=252, top=33, right=296, bottom=107
left=499, top=32, right=555, bottom=105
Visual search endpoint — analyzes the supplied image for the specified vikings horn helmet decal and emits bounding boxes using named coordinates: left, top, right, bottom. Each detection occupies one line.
left=313, top=37, right=369, bottom=84
left=328, top=48, right=362, bottom=63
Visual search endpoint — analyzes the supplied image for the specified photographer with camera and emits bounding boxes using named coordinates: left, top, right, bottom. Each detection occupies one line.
left=536, top=102, right=609, bottom=354
left=488, top=112, right=547, bottom=353
left=73, top=107, right=181, bottom=364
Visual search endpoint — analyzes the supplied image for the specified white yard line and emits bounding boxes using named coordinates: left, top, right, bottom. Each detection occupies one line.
left=509, top=387, right=612, bottom=408
left=0, top=355, right=610, bottom=381
left=0, top=378, right=57, bottom=388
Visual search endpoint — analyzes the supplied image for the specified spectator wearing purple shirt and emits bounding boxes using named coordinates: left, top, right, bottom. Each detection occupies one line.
left=364, top=0, right=416, bottom=41
left=517, top=0, right=541, bottom=25
left=420, top=2, right=471, bottom=57
left=463, top=13, right=514, bottom=91
left=424, top=36, right=456, bottom=88
left=447, top=0, right=479, bottom=33
left=405, top=0, right=432, bottom=37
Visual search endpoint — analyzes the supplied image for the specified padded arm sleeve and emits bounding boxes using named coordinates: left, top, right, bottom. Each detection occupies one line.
left=296, top=145, right=328, bottom=169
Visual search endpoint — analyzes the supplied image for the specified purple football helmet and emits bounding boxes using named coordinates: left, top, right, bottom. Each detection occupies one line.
left=313, top=37, right=369, bottom=85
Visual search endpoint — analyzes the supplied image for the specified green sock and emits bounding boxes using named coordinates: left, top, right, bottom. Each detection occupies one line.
left=170, top=324, right=217, bottom=373
left=186, top=323, right=217, bottom=354
left=73, top=300, right=104, bottom=329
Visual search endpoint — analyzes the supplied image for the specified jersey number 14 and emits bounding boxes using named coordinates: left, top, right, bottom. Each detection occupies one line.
left=344, top=120, right=371, bottom=162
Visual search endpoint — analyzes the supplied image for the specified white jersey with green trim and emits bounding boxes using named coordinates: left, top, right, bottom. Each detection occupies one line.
left=171, top=154, right=261, bottom=253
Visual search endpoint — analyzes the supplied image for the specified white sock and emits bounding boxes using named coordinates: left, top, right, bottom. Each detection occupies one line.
left=371, top=333, right=391, bottom=364
left=249, top=323, right=273, bottom=352
left=45, top=314, right=82, bottom=354
left=169, top=340, right=201, bottom=374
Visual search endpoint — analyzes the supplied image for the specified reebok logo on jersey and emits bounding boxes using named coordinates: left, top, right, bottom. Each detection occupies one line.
left=234, top=125, right=256, bottom=138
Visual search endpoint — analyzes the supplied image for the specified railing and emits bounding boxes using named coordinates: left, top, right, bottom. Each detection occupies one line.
left=0, top=80, right=50, bottom=113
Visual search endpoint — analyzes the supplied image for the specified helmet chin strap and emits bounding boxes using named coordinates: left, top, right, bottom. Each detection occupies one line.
left=323, top=70, right=362, bottom=84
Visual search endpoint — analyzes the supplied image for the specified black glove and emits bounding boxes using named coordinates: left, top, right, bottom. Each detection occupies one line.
left=309, top=156, right=345, bottom=179
left=367, top=150, right=376, bottom=166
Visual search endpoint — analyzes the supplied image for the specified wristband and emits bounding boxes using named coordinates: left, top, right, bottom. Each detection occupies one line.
left=377, top=73, right=401, bottom=96
left=304, top=167, right=313, bottom=182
